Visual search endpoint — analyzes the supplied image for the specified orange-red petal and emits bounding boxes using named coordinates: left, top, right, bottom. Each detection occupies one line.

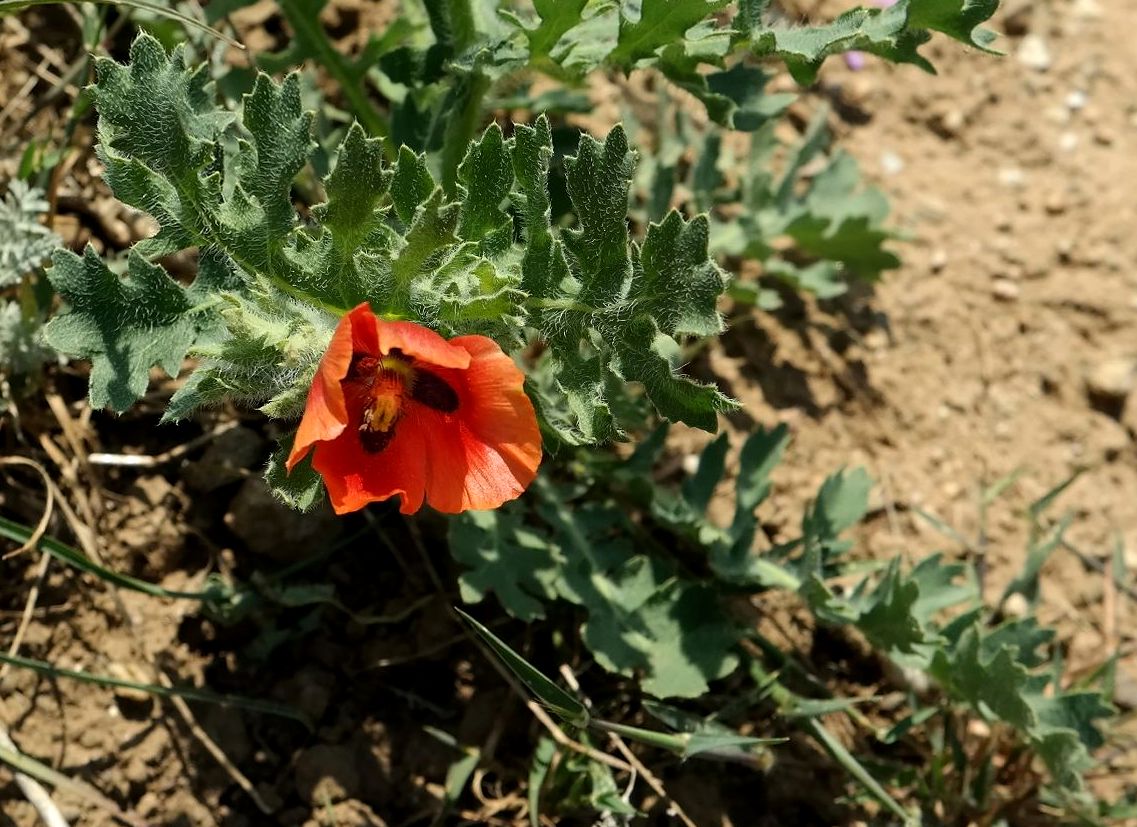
left=376, top=318, right=470, bottom=370
left=286, top=308, right=356, bottom=471
left=288, top=306, right=540, bottom=514
left=415, top=335, right=542, bottom=513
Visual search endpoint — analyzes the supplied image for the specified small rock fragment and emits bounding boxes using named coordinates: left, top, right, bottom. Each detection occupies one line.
left=1044, top=191, right=1067, bottom=215
left=1064, top=89, right=1088, bottom=111
left=1016, top=35, right=1051, bottom=72
left=1003, top=592, right=1030, bottom=619
left=997, top=166, right=1026, bottom=188
left=991, top=279, right=1020, bottom=301
left=1082, top=357, right=1137, bottom=416
left=929, top=249, right=948, bottom=273
left=880, top=151, right=905, bottom=176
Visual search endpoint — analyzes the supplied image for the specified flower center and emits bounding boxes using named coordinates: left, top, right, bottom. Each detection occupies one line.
left=349, top=349, right=459, bottom=454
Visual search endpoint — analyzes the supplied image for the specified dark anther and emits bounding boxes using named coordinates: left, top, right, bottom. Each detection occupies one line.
left=359, top=427, right=397, bottom=454
left=411, top=370, right=459, bottom=413
left=349, top=354, right=380, bottom=379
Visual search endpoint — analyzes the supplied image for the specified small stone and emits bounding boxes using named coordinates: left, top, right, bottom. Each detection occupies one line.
left=1065, top=89, right=1088, bottom=111
left=863, top=329, right=889, bottom=351
left=929, top=249, right=948, bottom=273
left=1057, top=131, right=1079, bottom=152
left=1094, top=128, right=1116, bottom=146
left=880, top=151, right=905, bottom=176
left=1003, top=592, right=1030, bottom=619
left=997, top=166, right=1026, bottom=188
left=1016, top=35, right=1052, bottom=71
left=1082, top=359, right=1137, bottom=400
left=681, top=453, right=700, bottom=475
left=274, top=666, right=337, bottom=723
left=1084, top=358, right=1137, bottom=410
left=967, top=719, right=992, bottom=739
left=991, top=279, right=1020, bottom=301
left=1071, top=0, right=1103, bottom=19
left=928, top=108, right=966, bottom=138
left=1044, top=192, right=1067, bottom=215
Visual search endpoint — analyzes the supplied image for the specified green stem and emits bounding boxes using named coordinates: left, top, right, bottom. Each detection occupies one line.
left=439, top=71, right=492, bottom=195
left=277, top=0, right=391, bottom=146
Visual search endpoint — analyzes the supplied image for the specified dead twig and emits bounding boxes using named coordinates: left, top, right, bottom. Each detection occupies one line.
left=559, top=665, right=699, bottom=827
left=0, top=456, right=55, bottom=559
left=86, top=421, right=239, bottom=468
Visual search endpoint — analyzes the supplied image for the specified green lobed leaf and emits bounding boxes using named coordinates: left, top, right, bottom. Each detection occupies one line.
left=44, top=248, right=200, bottom=412
left=608, top=0, right=731, bottom=68
left=747, top=0, right=1001, bottom=85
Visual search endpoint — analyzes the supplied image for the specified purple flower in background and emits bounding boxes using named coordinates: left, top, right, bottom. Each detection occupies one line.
left=844, top=0, right=900, bottom=70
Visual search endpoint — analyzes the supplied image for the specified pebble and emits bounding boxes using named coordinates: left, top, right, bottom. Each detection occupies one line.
left=1003, top=592, right=1030, bottom=619
left=1065, top=89, right=1089, bottom=111
left=1057, top=131, right=1079, bottom=152
left=929, top=249, right=948, bottom=273
left=1044, top=192, right=1067, bottom=215
left=880, top=151, right=905, bottom=176
left=991, top=279, right=1021, bottom=301
left=1016, top=35, right=1052, bottom=72
left=997, top=166, right=1026, bottom=188
left=1084, top=358, right=1137, bottom=405
left=1071, top=0, right=1103, bottom=19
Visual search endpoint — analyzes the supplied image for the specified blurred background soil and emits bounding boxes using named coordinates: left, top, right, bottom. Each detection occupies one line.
left=0, top=0, right=1135, bottom=823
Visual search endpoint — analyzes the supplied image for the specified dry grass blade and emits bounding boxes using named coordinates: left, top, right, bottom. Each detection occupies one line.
left=0, top=734, right=147, bottom=827
left=0, top=455, right=54, bottom=559
left=86, top=420, right=239, bottom=467
left=0, top=729, right=69, bottom=827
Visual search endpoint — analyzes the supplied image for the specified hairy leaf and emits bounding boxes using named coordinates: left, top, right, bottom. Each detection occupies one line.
left=747, top=0, right=1001, bottom=85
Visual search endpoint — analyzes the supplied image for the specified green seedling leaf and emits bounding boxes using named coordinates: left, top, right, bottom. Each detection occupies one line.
left=422, top=728, right=481, bottom=827
left=804, top=716, right=913, bottom=824
left=528, top=737, right=556, bottom=827
left=456, top=608, right=589, bottom=726
left=0, top=652, right=311, bottom=728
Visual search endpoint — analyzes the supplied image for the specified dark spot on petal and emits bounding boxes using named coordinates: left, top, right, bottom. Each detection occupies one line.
left=411, top=370, right=459, bottom=413
left=359, top=425, right=396, bottom=454
left=349, top=355, right=380, bottom=379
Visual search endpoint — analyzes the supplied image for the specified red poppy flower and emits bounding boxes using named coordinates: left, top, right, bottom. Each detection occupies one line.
left=287, top=303, right=542, bottom=515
